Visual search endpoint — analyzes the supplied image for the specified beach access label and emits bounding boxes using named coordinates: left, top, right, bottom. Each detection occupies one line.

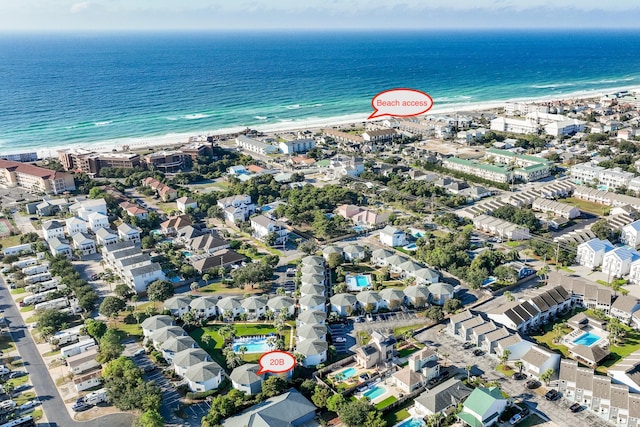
left=368, top=88, right=433, bottom=119
left=257, top=350, right=296, bottom=375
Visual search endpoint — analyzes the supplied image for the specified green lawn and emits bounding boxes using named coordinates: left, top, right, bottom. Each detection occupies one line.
left=190, top=323, right=291, bottom=370
left=531, top=326, right=572, bottom=358
left=198, top=281, right=259, bottom=295
left=0, top=337, right=16, bottom=353
left=342, top=265, right=374, bottom=274
left=497, top=364, right=515, bottom=377
left=115, top=323, right=143, bottom=339
left=600, top=324, right=640, bottom=370
left=14, top=391, right=35, bottom=406
left=6, top=375, right=30, bottom=388
left=20, top=305, right=34, bottom=313
left=382, top=400, right=412, bottom=425
left=563, top=197, right=609, bottom=215
left=10, top=288, right=26, bottom=295
left=374, top=396, right=397, bottom=410
left=504, top=241, right=521, bottom=247
left=0, top=235, right=21, bottom=249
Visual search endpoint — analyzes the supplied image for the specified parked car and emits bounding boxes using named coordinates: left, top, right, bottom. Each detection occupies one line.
left=72, top=402, right=91, bottom=412
left=525, top=380, right=540, bottom=389
left=509, top=414, right=522, bottom=425
left=519, top=407, right=530, bottom=417
left=18, top=399, right=41, bottom=411
left=545, top=389, right=559, bottom=401
left=569, top=403, right=582, bottom=413
left=8, top=371, right=26, bottom=379
left=143, top=365, right=157, bottom=373
left=334, top=337, right=347, bottom=343
left=132, top=349, right=146, bottom=357
left=473, top=349, right=484, bottom=356
left=512, top=373, right=527, bottom=381
left=462, top=342, right=474, bottom=349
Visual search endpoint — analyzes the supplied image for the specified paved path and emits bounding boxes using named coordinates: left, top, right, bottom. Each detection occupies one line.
left=0, top=277, right=134, bottom=427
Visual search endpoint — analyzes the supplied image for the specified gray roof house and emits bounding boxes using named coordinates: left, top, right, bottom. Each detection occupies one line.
left=428, top=282, right=455, bottom=305
left=343, top=244, right=366, bottom=261
left=322, top=245, right=343, bottom=260
left=172, top=348, right=210, bottom=377
left=222, top=388, right=316, bottom=427
left=163, top=295, right=192, bottom=317
left=300, top=274, right=325, bottom=286
left=301, top=256, right=324, bottom=266
left=230, top=363, right=264, bottom=395
left=190, top=296, right=219, bottom=319
left=414, top=378, right=472, bottom=417
left=379, top=288, right=405, bottom=310
left=296, top=324, right=327, bottom=342
left=300, top=264, right=324, bottom=275
left=267, top=296, right=296, bottom=317
left=330, top=293, right=357, bottom=317
left=141, top=315, right=174, bottom=338
left=150, top=326, right=186, bottom=347
left=184, top=361, right=224, bottom=392
left=160, top=336, right=198, bottom=362
left=297, top=310, right=326, bottom=325
left=404, top=285, right=431, bottom=307
left=300, top=283, right=325, bottom=296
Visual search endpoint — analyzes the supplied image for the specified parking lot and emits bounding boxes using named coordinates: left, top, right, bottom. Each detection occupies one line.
left=353, top=309, right=425, bottom=333
left=415, top=326, right=612, bottom=427
left=326, top=322, right=355, bottom=353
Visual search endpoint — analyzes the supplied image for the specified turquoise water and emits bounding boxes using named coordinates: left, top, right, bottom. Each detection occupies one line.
left=232, top=338, right=270, bottom=354
left=183, top=251, right=192, bottom=258
left=396, top=419, right=425, bottom=427
left=363, top=386, right=386, bottom=400
left=353, top=225, right=368, bottom=233
left=335, top=367, right=358, bottom=381
left=168, top=276, right=182, bottom=283
left=347, top=275, right=371, bottom=290
left=597, top=185, right=609, bottom=191
left=2, top=31, right=640, bottom=154
left=482, top=277, right=497, bottom=287
left=404, top=243, right=417, bottom=250
left=573, top=332, right=601, bottom=347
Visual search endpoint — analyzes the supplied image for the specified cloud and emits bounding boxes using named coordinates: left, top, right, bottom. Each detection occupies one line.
left=70, top=1, right=90, bottom=14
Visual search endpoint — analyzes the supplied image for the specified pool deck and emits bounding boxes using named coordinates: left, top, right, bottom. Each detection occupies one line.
left=328, top=364, right=371, bottom=386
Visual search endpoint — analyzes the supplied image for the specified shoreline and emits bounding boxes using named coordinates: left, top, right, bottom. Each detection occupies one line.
left=8, top=84, right=640, bottom=160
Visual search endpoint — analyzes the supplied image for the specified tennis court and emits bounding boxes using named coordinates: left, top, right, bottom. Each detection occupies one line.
left=0, top=219, right=12, bottom=238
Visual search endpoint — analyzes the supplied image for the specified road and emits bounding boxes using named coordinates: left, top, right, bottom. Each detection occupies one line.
left=0, top=276, right=134, bottom=427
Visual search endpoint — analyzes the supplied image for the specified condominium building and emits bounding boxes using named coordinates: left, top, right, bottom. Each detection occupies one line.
left=278, top=138, right=316, bottom=155
left=571, top=163, right=636, bottom=190
left=235, top=135, right=279, bottom=155
left=0, top=160, right=75, bottom=194
left=442, top=157, right=512, bottom=183
left=57, top=148, right=142, bottom=175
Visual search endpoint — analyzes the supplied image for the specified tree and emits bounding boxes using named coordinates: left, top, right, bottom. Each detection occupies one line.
left=443, top=298, right=461, bottom=314
left=98, top=328, right=125, bottom=363
left=114, top=283, right=134, bottom=300
left=133, top=410, right=164, bottom=427
left=326, top=393, right=346, bottom=412
left=103, top=356, right=161, bottom=412
left=201, top=334, right=212, bottom=347
left=223, top=345, right=243, bottom=368
left=499, top=349, right=511, bottom=367
left=298, top=239, right=320, bottom=255
left=230, top=262, right=274, bottom=289
left=465, top=365, right=473, bottom=381
left=494, top=265, right=518, bottom=284
left=514, top=361, right=524, bottom=374
left=190, top=281, right=200, bottom=294
left=552, top=323, right=566, bottom=343
left=261, top=376, right=288, bottom=398
left=540, top=368, right=555, bottom=385
left=299, top=379, right=317, bottom=397
left=608, top=317, right=626, bottom=345
left=85, top=319, right=107, bottom=339
left=37, top=309, right=69, bottom=337
left=147, top=280, right=174, bottom=302
left=293, top=351, right=306, bottom=366
left=425, top=306, right=444, bottom=321
left=328, top=252, right=345, bottom=269
left=591, top=219, right=614, bottom=241
left=504, top=291, right=514, bottom=302
left=311, top=385, right=333, bottom=408
left=339, top=399, right=374, bottom=427
left=99, top=296, right=127, bottom=318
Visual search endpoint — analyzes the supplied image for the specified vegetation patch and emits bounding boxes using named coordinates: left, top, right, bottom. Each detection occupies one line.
left=374, top=396, right=397, bottom=410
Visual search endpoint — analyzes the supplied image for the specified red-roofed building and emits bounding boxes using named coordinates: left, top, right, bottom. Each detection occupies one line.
left=0, top=160, right=75, bottom=194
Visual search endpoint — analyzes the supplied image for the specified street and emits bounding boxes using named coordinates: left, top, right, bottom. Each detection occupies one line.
left=0, top=276, right=134, bottom=427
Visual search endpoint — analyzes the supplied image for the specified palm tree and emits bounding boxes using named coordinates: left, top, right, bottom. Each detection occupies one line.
left=465, top=365, right=473, bottom=381
left=552, top=323, right=566, bottom=343
left=403, top=330, right=413, bottom=343
left=223, top=345, right=243, bottom=368
left=276, top=287, right=286, bottom=296
left=507, top=250, right=521, bottom=262
left=500, top=349, right=511, bottom=367
left=190, top=282, right=199, bottom=294
left=537, top=265, right=550, bottom=284
left=514, top=361, right=524, bottom=374
left=238, top=345, right=248, bottom=359
left=294, top=352, right=306, bottom=366
left=202, top=335, right=212, bottom=348
left=426, top=413, right=444, bottom=427
left=266, top=336, right=278, bottom=350
left=219, top=325, right=236, bottom=344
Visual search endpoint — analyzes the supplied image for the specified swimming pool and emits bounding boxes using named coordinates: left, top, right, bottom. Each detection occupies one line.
left=573, top=332, right=602, bottom=347
left=183, top=251, right=192, bottom=258
left=395, top=418, right=425, bottom=427
left=482, top=277, right=497, bottom=287
left=232, top=337, right=271, bottom=354
left=403, top=243, right=417, bottom=251
left=168, top=276, right=182, bottom=283
left=353, top=225, right=368, bottom=233
left=363, top=386, right=386, bottom=400
left=335, top=367, right=358, bottom=381
left=346, top=275, right=372, bottom=291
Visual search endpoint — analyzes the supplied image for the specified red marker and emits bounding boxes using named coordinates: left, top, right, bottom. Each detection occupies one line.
left=257, top=350, right=296, bottom=375
left=368, top=88, right=434, bottom=119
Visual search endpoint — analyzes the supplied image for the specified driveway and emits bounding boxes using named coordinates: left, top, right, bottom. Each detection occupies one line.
left=0, top=277, right=134, bottom=427
left=415, top=326, right=612, bottom=427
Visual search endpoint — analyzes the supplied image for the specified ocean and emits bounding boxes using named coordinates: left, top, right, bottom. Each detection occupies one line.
left=1, top=30, right=639, bottom=156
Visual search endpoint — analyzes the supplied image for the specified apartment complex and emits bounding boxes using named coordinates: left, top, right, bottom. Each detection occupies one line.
left=57, top=148, right=142, bottom=175
left=235, top=135, right=279, bottom=155
left=0, top=160, right=75, bottom=194
left=571, top=163, right=636, bottom=190
left=442, top=157, right=511, bottom=183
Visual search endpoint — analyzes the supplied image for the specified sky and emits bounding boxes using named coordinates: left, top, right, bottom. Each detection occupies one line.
left=1, top=0, right=639, bottom=31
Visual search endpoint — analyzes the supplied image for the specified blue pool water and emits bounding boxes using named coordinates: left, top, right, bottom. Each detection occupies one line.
left=183, top=251, right=192, bottom=258
left=395, top=418, right=425, bottom=427
left=482, top=277, right=497, bottom=287
left=335, top=367, right=358, bottom=381
left=232, top=337, right=270, bottom=354
left=573, top=332, right=601, bottom=347
left=346, top=275, right=371, bottom=291
left=168, top=276, right=182, bottom=283
left=363, top=386, right=386, bottom=400
left=597, top=185, right=609, bottom=191
left=404, top=243, right=417, bottom=251
left=353, top=225, right=368, bottom=233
